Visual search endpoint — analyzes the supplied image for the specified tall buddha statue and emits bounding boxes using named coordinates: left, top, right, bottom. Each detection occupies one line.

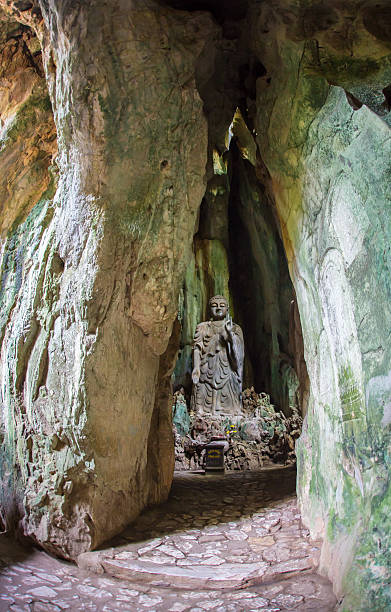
left=191, top=295, right=244, bottom=415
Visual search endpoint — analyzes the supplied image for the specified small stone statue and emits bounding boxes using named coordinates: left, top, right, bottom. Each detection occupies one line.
left=191, top=295, right=244, bottom=415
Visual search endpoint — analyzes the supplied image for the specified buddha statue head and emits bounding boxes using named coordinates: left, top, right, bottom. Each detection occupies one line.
left=209, top=295, right=229, bottom=321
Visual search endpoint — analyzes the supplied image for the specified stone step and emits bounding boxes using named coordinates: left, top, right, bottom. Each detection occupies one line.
left=242, top=557, right=315, bottom=587
left=96, top=556, right=264, bottom=589
left=78, top=550, right=314, bottom=590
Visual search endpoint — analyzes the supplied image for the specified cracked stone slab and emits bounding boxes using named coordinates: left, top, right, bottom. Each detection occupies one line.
left=101, top=558, right=266, bottom=589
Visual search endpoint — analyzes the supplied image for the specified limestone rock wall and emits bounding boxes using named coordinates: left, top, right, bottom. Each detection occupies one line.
left=248, top=2, right=391, bottom=608
left=0, top=9, right=57, bottom=532
left=0, top=0, right=213, bottom=558
left=0, top=13, right=56, bottom=236
left=228, top=147, right=297, bottom=412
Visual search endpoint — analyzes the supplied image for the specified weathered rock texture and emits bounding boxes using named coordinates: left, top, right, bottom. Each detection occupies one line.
left=0, top=0, right=391, bottom=609
left=245, top=2, right=391, bottom=610
left=0, top=13, right=56, bottom=236
left=0, top=8, right=57, bottom=532
left=0, top=0, right=214, bottom=559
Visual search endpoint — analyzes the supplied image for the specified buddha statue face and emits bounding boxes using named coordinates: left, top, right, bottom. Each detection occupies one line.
left=209, top=296, right=228, bottom=321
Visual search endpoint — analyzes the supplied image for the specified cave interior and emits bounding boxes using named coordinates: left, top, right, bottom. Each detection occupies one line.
left=0, top=0, right=391, bottom=609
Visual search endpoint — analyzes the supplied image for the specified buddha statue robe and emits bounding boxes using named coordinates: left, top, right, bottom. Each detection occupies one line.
left=191, top=317, right=244, bottom=415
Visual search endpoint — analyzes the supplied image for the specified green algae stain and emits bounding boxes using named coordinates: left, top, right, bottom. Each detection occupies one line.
left=0, top=193, right=55, bottom=344
left=343, top=480, right=391, bottom=611
left=0, top=190, right=57, bottom=528
left=326, top=507, right=338, bottom=542
left=317, top=56, right=380, bottom=86
left=5, top=93, right=52, bottom=145
left=338, top=365, right=364, bottom=423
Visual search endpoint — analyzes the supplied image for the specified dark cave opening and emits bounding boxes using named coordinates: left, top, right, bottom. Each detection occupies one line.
left=173, top=134, right=307, bottom=418
left=228, top=142, right=289, bottom=398
left=156, top=0, right=249, bottom=24
left=167, top=1, right=308, bottom=470
left=172, top=131, right=307, bottom=471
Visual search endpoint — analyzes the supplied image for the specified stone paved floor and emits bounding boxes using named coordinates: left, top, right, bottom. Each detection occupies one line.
left=0, top=466, right=337, bottom=611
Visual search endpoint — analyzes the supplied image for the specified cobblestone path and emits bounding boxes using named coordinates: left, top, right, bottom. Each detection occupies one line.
left=0, top=466, right=337, bottom=611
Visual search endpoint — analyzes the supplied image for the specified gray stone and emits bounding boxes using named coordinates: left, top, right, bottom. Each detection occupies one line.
left=28, top=586, right=57, bottom=598
left=138, top=594, right=163, bottom=607
left=198, top=535, right=226, bottom=543
left=31, top=604, right=62, bottom=612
